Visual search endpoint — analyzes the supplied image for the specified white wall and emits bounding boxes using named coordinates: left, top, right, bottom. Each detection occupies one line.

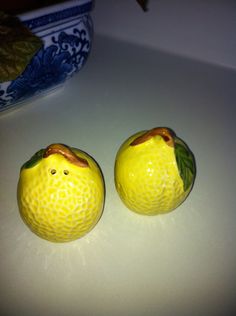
left=92, top=0, right=236, bottom=69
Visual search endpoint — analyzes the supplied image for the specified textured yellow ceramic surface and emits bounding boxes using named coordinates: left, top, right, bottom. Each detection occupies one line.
left=114, top=127, right=196, bottom=215
left=17, top=144, right=105, bottom=242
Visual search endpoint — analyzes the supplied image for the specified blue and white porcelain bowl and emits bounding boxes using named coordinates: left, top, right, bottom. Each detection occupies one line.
left=0, top=0, right=94, bottom=113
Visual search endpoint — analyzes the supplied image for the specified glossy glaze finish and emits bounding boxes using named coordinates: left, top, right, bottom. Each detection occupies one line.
left=115, top=127, right=196, bottom=215
left=17, top=143, right=105, bottom=242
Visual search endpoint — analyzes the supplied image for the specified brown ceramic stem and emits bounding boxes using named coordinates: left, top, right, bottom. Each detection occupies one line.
left=130, top=127, right=174, bottom=147
left=43, top=144, right=89, bottom=168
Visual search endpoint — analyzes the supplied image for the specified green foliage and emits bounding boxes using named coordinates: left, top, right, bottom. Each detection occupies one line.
left=0, top=11, right=42, bottom=83
left=174, top=140, right=196, bottom=192
left=22, top=149, right=45, bottom=169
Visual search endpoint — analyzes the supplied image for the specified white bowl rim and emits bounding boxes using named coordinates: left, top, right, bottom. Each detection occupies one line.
left=18, top=0, right=93, bottom=21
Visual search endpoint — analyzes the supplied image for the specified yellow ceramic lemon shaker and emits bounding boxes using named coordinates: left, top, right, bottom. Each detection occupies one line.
left=114, top=127, right=196, bottom=215
left=17, top=144, right=105, bottom=242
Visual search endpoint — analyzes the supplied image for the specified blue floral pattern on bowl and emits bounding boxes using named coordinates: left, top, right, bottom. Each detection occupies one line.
left=0, top=0, right=93, bottom=113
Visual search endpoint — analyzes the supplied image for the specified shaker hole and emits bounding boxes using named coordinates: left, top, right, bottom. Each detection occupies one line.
left=64, top=170, right=69, bottom=175
left=51, top=169, right=57, bottom=175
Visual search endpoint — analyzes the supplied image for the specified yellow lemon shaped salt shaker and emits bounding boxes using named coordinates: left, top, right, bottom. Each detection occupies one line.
left=17, top=144, right=105, bottom=242
left=114, top=127, right=196, bottom=215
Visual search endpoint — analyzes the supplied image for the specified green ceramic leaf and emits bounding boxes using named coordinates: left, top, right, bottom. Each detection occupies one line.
left=0, top=11, right=43, bottom=83
left=22, top=149, right=45, bottom=169
left=174, top=140, right=195, bottom=192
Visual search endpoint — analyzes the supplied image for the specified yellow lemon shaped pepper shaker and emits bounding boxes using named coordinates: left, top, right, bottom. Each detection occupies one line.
left=17, top=144, right=105, bottom=242
left=114, top=127, right=196, bottom=215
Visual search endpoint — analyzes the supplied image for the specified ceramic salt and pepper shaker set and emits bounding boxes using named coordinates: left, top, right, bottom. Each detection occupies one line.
left=17, top=127, right=196, bottom=242
left=9, top=1, right=196, bottom=243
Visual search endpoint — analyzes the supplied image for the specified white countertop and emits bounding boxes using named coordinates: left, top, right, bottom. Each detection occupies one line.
left=92, top=0, right=236, bottom=69
left=0, top=34, right=236, bottom=316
